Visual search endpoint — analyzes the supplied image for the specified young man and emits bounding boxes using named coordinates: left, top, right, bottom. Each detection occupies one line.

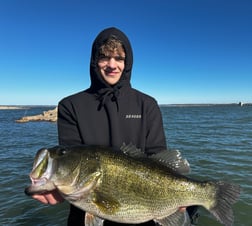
left=33, top=27, right=191, bottom=225
left=59, top=27, right=167, bottom=226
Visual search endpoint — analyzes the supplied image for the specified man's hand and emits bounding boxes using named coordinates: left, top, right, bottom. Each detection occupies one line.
left=32, top=189, right=64, bottom=205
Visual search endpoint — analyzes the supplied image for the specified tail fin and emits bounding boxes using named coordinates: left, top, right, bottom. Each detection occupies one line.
left=210, top=181, right=241, bottom=226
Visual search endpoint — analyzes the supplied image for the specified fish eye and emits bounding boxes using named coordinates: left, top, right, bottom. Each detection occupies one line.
left=56, top=147, right=68, bottom=156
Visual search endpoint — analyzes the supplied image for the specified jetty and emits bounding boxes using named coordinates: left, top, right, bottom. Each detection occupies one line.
left=16, top=107, right=57, bottom=123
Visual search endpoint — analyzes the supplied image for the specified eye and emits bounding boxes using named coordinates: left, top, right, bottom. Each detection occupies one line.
left=57, top=147, right=68, bottom=156
left=98, top=55, right=110, bottom=61
left=114, top=56, right=125, bottom=61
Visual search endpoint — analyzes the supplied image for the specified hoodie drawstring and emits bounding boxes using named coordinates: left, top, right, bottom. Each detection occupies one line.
left=97, top=87, right=120, bottom=111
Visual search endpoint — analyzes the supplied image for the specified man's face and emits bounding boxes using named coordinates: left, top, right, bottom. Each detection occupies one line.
left=97, top=51, right=125, bottom=85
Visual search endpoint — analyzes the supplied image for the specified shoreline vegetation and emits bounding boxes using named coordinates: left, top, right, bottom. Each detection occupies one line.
left=0, top=103, right=251, bottom=123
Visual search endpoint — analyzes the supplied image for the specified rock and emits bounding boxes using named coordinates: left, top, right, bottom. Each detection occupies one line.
left=16, top=107, right=58, bottom=123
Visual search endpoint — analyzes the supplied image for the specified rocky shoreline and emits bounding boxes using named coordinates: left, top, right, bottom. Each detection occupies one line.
left=15, top=107, right=58, bottom=123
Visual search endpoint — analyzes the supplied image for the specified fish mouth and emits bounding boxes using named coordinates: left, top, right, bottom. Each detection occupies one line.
left=25, top=148, right=56, bottom=196
left=30, top=148, right=51, bottom=180
left=30, top=176, right=48, bottom=187
left=24, top=179, right=52, bottom=196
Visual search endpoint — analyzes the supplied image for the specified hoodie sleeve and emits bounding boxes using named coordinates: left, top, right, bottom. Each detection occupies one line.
left=145, top=99, right=167, bottom=155
left=57, top=99, right=83, bottom=146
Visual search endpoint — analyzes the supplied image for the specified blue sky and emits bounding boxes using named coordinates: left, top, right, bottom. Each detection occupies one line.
left=0, top=0, right=251, bottom=105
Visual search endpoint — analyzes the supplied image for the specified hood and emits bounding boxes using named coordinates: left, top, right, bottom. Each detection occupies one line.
left=89, top=27, right=133, bottom=92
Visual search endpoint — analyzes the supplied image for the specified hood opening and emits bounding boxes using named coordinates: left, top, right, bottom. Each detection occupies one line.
left=89, top=27, right=133, bottom=92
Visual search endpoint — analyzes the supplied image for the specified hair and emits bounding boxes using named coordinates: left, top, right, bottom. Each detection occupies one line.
left=99, top=36, right=125, bottom=56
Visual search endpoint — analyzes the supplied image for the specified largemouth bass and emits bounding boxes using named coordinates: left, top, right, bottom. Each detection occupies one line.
left=25, top=144, right=240, bottom=226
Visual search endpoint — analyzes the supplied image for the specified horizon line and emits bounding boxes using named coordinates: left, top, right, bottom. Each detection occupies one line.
left=1, top=102, right=252, bottom=109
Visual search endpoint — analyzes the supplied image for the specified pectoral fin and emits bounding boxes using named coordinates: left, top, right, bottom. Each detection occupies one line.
left=85, top=212, right=104, bottom=226
left=155, top=210, right=191, bottom=226
left=92, top=192, right=120, bottom=215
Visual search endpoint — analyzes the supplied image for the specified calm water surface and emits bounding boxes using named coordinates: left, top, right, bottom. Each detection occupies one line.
left=0, top=105, right=251, bottom=226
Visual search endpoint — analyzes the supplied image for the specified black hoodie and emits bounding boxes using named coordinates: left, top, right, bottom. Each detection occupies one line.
left=58, top=27, right=166, bottom=153
left=57, top=27, right=166, bottom=225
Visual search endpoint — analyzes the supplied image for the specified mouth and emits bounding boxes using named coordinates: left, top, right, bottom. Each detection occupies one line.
left=30, top=176, right=48, bottom=187
left=25, top=148, right=55, bottom=196
left=30, top=148, right=52, bottom=179
left=24, top=170, right=55, bottom=196
left=105, top=71, right=119, bottom=77
left=24, top=179, right=49, bottom=196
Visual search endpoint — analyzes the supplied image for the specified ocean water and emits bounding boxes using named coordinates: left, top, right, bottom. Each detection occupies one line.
left=0, top=105, right=251, bottom=226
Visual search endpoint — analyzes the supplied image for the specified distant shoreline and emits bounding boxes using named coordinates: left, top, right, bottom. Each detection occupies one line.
left=0, top=106, right=28, bottom=110
left=160, top=103, right=252, bottom=107
left=1, top=103, right=251, bottom=110
left=0, top=105, right=56, bottom=110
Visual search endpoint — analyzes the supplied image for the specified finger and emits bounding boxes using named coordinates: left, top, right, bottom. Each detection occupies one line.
left=45, top=191, right=64, bottom=205
left=32, top=195, right=49, bottom=204
left=179, top=207, right=187, bottom=212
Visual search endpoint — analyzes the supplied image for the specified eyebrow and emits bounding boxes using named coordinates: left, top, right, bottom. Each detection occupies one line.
left=98, top=55, right=126, bottom=61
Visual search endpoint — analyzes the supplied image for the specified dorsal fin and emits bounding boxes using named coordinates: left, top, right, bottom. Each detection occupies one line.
left=120, top=143, right=145, bottom=158
left=120, top=143, right=190, bottom=174
left=149, top=149, right=190, bottom=174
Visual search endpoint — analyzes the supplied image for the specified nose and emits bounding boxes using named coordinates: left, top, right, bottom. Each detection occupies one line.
left=106, top=57, right=117, bottom=68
